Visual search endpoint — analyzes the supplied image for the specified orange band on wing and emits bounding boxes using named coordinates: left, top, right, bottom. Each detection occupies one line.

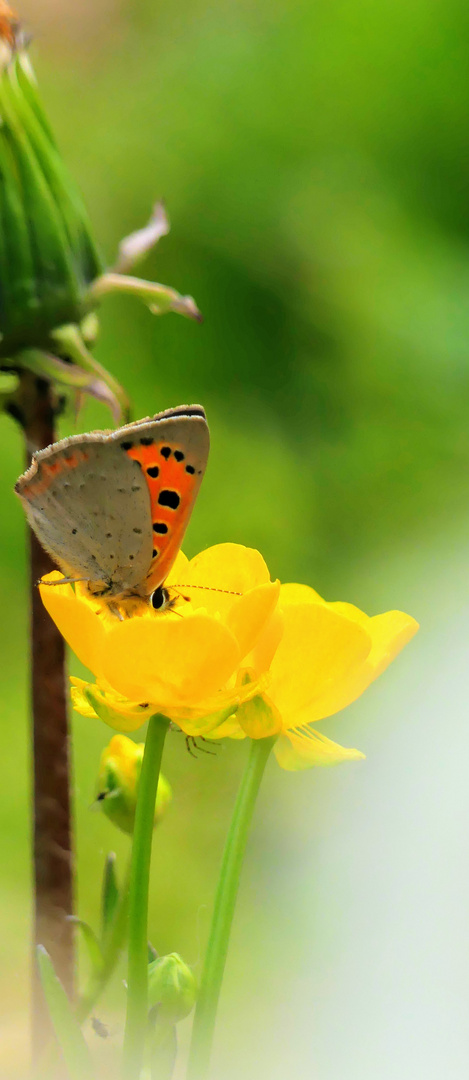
left=124, top=440, right=201, bottom=593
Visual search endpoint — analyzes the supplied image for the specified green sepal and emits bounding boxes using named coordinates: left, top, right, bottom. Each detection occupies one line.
left=36, top=946, right=97, bottom=1080
left=236, top=693, right=282, bottom=739
left=179, top=703, right=237, bottom=738
left=83, top=684, right=154, bottom=731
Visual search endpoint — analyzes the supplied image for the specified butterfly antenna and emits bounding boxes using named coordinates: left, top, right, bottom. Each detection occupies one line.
left=174, top=584, right=243, bottom=597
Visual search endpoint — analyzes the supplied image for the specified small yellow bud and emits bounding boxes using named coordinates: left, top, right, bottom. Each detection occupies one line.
left=147, top=953, right=197, bottom=1023
left=97, top=734, right=172, bottom=835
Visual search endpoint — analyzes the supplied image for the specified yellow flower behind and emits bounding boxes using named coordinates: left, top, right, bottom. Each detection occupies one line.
left=40, top=543, right=280, bottom=730
left=235, top=582, right=419, bottom=769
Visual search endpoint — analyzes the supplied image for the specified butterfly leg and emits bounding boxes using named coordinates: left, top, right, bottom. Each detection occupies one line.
left=185, top=736, right=199, bottom=758
left=185, top=736, right=218, bottom=757
left=36, top=575, right=89, bottom=587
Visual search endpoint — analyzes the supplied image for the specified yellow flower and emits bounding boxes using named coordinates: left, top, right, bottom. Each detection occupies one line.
left=234, top=582, right=419, bottom=769
left=41, top=543, right=417, bottom=766
left=97, top=734, right=172, bottom=834
left=39, top=544, right=280, bottom=731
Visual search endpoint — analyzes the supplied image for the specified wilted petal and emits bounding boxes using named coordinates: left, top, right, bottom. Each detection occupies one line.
left=115, top=201, right=170, bottom=274
left=87, top=274, right=202, bottom=323
left=16, top=348, right=121, bottom=422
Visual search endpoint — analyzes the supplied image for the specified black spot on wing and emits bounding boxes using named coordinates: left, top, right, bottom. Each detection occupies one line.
left=158, top=490, right=180, bottom=510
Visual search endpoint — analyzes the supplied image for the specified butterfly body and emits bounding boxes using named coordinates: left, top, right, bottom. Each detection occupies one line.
left=15, top=405, right=209, bottom=603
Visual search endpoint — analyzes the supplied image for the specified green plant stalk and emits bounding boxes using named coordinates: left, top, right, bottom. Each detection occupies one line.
left=122, top=714, right=170, bottom=1079
left=187, top=735, right=276, bottom=1080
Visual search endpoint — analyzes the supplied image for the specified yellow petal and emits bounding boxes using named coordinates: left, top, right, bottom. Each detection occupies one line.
left=248, top=608, right=285, bottom=674
left=39, top=570, right=75, bottom=597
left=287, top=609, right=419, bottom=726
left=206, top=717, right=246, bottom=739
left=164, top=549, right=190, bottom=586
left=274, top=726, right=365, bottom=770
left=366, top=610, right=419, bottom=676
left=226, top=580, right=280, bottom=658
left=40, top=581, right=106, bottom=676
left=101, top=612, right=241, bottom=709
left=269, top=603, right=371, bottom=718
left=279, top=583, right=325, bottom=606
left=176, top=544, right=271, bottom=619
left=327, top=601, right=371, bottom=626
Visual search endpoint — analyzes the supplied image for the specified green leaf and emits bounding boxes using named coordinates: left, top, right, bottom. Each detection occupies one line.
left=68, top=919, right=104, bottom=974
left=36, top=946, right=97, bottom=1080
left=101, top=852, right=119, bottom=943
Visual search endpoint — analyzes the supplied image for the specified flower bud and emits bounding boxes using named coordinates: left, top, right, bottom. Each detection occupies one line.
left=0, top=12, right=200, bottom=423
left=147, top=953, right=197, bottom=1023
left=0, top=31, right=103, bottom=358
left=97, top=734, right=172, bottom=835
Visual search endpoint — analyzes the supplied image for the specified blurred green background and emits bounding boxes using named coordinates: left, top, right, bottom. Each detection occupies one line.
left=2, top=0, right=469, bottom=1076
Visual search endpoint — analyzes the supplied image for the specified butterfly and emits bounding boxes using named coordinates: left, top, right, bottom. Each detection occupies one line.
left=15, top=404, right=209, bottom=610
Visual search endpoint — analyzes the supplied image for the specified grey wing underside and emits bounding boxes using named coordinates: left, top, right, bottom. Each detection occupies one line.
left=18, top=442, right=153, bottom=593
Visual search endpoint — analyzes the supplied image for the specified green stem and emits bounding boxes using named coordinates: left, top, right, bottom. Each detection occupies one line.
left=122, top=714, right=170, bottom=1080
left=187, top=736, right=276, bottom=1080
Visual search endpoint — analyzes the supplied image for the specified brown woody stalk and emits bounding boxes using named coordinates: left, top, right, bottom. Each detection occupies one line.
left=15, top=372, right=74, bottom=1057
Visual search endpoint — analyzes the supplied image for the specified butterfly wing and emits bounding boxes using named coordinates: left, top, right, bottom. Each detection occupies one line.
left=114, top=405, right=210, bottom=596
left=16, top=435, right=153, bottom=593
left=15, top=405, right=209, bottom=600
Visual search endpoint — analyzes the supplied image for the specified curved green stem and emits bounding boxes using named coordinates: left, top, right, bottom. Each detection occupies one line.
left=187, top=736, right=276, bottom=1080
left=122, top=714, right=170, bottom=1080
